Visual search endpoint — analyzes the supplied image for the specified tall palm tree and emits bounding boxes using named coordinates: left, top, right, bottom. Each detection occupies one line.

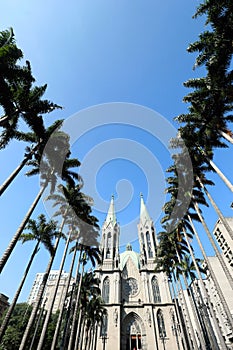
left=0, top=214, right=58, bottom=342
left=0, top=28, right=27, bottom=131
left=0, top=119, right=63, bottom=196
left=0, top=135, right=80, bottom=273
left=50, top=238, right=79, bottom=350
left=189, top=206, right=233, bottom=331
left=182, top=226, right=227, bottom=350
left=37, top=180, right=99, bottom=349
left=68, top=247, right=101, bottom=350
left=18, top=219, right=65, bottom=350
left=73, top=271, right=103, bottom=350
left=0, top=32, right=62, bottom=151
left=36, top=225, right=76, bottom=350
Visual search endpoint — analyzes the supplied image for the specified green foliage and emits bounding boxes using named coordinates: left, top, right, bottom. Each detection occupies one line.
left=0, top=303, right=59, bottom=350
left=0, top=303, right=32, bottom=350
left=20, top=214, right=59, bottom=256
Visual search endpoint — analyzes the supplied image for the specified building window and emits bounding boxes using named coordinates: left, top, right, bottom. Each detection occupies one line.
left=157, top=309, right=166, bottom=338
left=102, top=277, right=110, bottom=303
left=100, top=313, right=108, bottom=337
left=152, top=276, right=161, bottom=303
left=106, top=248, right=110, bottom=259
left=107, top=232, right=111, bottom=248
left=146, top=231, right=153, bottom=258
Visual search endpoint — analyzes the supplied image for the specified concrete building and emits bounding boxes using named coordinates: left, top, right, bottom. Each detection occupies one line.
left=0, top=293, right=9, bottom=318
left=28, top=270, right=74, bottom=313
left=95, top=195, right=186, bottom=350
left=213, top=217, right=233, bottom=269
left=177, top=217, right=233, bottom=349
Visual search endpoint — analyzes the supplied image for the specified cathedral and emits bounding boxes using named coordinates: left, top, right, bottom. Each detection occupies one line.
left=95, top=195, right=183, bottom=350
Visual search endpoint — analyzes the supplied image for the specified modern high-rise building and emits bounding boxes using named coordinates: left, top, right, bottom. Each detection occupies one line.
left=178, top=217, right=233, bottom=349
left=95, top=195, right=187, bottom=350
left=213, top=217, right=233, bottom=269
left=27, top=270, right=74, bottom=313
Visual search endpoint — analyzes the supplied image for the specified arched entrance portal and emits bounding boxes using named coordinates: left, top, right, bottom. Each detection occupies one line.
left=121, top=312, right=147, bottom=350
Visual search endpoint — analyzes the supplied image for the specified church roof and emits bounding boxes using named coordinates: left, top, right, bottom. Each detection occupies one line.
left=120, top=244, right=140, bottom=270
left=105, top=195, right=117, bottom=226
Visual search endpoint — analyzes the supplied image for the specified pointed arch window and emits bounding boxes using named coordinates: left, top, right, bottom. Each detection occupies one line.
left=107, top=232, right=111, bottom=248
left=146, top=231, right=153, bottom=258
left=152, top=276, right=161, bottom=303
left=102, top=277, right=110, bottom=303
left=100, top=313, right=108, bottom=337
left=157, top=309, right=166, bottom=338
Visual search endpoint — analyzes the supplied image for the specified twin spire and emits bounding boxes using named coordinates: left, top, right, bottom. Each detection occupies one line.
left=105, top=193, right=151, bottom=225
left=105, top=195, right=117, bottom=225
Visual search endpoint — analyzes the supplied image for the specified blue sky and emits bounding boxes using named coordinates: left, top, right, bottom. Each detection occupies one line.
left=0, top=0, right=232, bottom=302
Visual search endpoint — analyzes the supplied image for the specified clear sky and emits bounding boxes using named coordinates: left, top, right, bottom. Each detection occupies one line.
left=0, top=0, right=232, bottom=302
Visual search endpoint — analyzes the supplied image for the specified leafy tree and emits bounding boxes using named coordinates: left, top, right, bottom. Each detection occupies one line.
left=0, top=303, right=32, bottom=350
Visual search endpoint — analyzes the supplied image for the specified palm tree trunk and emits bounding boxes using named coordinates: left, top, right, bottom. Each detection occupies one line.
left=197, top=177, right=233, bottom=240
left=175, top=251, right=206, bottom=349
left=168, top=280, right=187, bottom=350
left=37, top=228, right=73, bottom=350
left=183, top=227, right=225, bottom=350
left=79, top=318, right=86, bottom=350
left=0, top=184, right=46, bottom=273
left=73, top=262, right=86, bottom=350
left=94, top=323, right=99, bottom=350
left=188, top=213, right=233, bottom=332
left=219, top=130, right=233, bottom=145
left=0, top=148, right=36, bottom=196
left=74, top=309, right=83, bottom=350
left=0, top=241, right=40, bottom=341
left=174, top=273, right=197, bottom=349
left=19, top=218, right=65, bottom=350
left=202, top=154, right=233, bottom=192
left=67, top=246, right=84, bottom=350
left=51, top=239, right=78, bottom=350
left=60, top=282, right=76, bottom=350
left=90, top=326, right=95, bottom=350
left=87, top=326, right=92, bottom=349
left=29, top=298, right=47, bottom=350
left=193, top=201, right=233, bottom=289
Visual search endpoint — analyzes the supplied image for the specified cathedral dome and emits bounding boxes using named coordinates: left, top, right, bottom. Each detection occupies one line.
left=120, top=243, right=140, bottom=270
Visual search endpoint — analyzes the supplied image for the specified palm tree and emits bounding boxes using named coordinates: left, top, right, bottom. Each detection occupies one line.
left=0, top=134, right=80, bottom=273
left=0, top=30, right=62, bottom=150
left=18, top=219, right=65, bottom=350
left=37, top=180, right=99, bottom=349
left=182, top=226, right=227, bottom=350
left=197, top=175, right=233, bottom=239
left=73, top=271, right=103, bottom=350
left=68, top=246, right=101, bottom=350
left=0, top=28, right=26, bottom=131
left=0, top=119, right=63, bottom=196
left=0, top=214, right=58, bottom=342
left=50, top=238, right=79, bottom=350
left=188, top=207, right=233, bottom=332
left=36, top=224, right=76, bottom=350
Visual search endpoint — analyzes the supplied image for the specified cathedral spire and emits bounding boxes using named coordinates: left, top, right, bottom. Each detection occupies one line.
left=140, top=193, right=150, bottom=225
left=105, top=195, right=117, bottom=226
left=138, top=193, right=157, bottom=264
left=100, top=195, right=120, bottom=267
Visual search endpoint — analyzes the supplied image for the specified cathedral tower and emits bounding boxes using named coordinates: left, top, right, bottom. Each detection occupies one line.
left=95, top=195, right=184, bottom=350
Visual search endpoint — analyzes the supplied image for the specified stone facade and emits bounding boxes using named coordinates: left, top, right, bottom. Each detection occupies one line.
left=95, top=195, right=184, bottom=350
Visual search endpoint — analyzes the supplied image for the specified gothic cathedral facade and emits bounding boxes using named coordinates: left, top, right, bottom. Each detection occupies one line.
left=95, top=195, right=183, bottom=350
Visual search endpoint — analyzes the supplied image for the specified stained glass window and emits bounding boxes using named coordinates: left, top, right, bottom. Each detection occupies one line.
left=102, top=277, right=110, bottom=303
left=152, top=276, right=161, bottom=303
left=157, top=309, right=166, bottom=338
